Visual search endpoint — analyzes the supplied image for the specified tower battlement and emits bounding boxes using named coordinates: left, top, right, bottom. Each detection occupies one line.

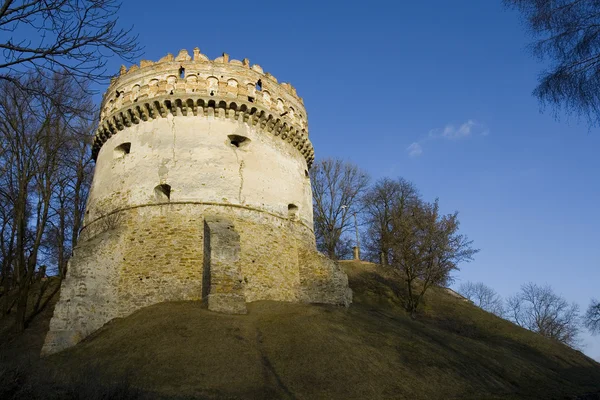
left=94, top=49, right=313, bottom=166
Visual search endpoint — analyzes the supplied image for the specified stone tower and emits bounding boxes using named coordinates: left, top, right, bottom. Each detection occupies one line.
left=42, top=49, right=351, bottom=355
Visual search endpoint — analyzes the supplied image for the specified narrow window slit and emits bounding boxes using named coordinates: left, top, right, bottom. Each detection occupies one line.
left=113, top=142, right=131, bottom=159
left=154, top=184, right=171, bottom=202
left=228, top=135, right=250, bottom=148
left=288, top=204, right=299, bottom=220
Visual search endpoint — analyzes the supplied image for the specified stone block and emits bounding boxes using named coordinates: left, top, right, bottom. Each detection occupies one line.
left=203, top=217, right=247, bottom=314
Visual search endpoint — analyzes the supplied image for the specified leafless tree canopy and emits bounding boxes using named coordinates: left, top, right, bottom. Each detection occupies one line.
left=362, top=177, right=419, bottom=265
left=0, top=73, right=94, bottom=331
left=388, top=199, right=478, bottom=317
left=505, top=0, right=600, bottom=125
left=458, top=281, right=505, bottom=317
left=0, top=0, right=138, bottom=331
left=0, top=0, right=141, bottom=80
left=507, top=282, right=581, bottom=348
left=310, top=158, right=370, bottom=259
left=584, top=299, right=600, bottom=335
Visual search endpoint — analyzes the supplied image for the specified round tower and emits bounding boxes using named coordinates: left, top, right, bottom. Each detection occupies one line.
left=42, top=49, right=351, bottom=355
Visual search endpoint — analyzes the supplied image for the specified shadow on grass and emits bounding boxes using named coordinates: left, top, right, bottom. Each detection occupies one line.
left=345, top=265, right=600, bottom=400
left=0, top=362, right=145, bottom=400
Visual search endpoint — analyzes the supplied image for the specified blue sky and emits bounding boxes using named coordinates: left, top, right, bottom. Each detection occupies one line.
left=103, top=0, right=600, bottom=358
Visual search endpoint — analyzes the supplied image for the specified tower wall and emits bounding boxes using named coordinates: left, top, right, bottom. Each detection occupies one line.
left=87, top=115, right=313, bottom=227
left=42, top=49, right=351, bottom=355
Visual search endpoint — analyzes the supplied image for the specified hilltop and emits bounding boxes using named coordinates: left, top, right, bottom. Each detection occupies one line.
left=1, top=261, right=599, bottom=399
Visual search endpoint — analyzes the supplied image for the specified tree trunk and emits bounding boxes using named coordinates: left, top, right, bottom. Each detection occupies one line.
left=1, top=258, right=12, bottom=316
left=14, top=184, right=28, bottom=331
left=14, top=281, right=29, bottom=331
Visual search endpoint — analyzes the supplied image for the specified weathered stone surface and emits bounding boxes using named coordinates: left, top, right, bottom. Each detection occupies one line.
left=42, top=227, right=125, bottom=355
left=298, top=246, right=352, bottom=307
left=42, top=49, right=351, bottom=356
left=203, top=217, right=246, bottom=314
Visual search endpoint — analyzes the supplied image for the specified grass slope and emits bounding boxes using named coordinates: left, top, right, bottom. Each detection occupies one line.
left=1, top=262, right=600, bottom=399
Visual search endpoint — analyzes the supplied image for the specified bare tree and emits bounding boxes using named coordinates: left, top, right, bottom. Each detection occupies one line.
left=458, top=281, right=505, bottom=317
left=311, top=158, right=370, bottom=259
left=0, top=196, right=16, bottom=315
left=389, top=199, right=478, bottom=317
left=0, top=0, right=134, bottom=331
left=507, top=282, right=581, bottom=348
left=46, top=121, right=93, bottom=278
left=584, top=299, right=600, bottom=335
left=0, top=0, right=141, bottom=92
left=0, top=73, right=93, bottom=331
left=362, top=177, right=419, bottom=265
left=505, top=1, right=600, bottom=126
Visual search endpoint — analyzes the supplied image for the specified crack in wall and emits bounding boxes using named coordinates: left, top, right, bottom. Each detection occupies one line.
left=238, top=159, right=245, bottom=203
left=231, top=147, right=245, bottom=204
left=168, top=113, right=176, bottom=166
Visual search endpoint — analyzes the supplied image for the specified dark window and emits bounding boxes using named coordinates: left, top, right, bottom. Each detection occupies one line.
left=154, top=184, right=171, bottom=202
left=288, top=204, right=299, bottom=219
left=228, top=135, right=250, bottom=148
left=114, top=142, right=131, bottom=159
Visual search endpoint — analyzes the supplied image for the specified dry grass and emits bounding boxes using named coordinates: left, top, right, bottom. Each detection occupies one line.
left=0, top=262, right=599, bottom=399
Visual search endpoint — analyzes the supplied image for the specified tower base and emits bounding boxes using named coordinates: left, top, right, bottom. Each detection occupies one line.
left=42, top=204, right=351, bottom=356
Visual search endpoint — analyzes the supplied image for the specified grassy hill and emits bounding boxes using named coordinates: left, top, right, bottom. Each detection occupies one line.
left=1, top=261, right=599, bottom=399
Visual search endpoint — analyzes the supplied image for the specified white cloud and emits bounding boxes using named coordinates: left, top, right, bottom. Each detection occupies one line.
left=445, top=120, right=475, bottom=139
left=410, top=119, right=489, bottom=157
left=407, top=142, right=423, bottom=157
left=430, top=119, right=488, bottom=140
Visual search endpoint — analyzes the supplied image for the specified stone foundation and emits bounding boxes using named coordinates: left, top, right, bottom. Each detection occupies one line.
left=42, top=204, right=351, bottom=356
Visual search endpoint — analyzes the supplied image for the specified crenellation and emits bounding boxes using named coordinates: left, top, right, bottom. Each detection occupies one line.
left=102, top=49, right=304, bottom=113
left=158, top=53, right=174, bottom=63
left=175, top=49, right=191, bottom=62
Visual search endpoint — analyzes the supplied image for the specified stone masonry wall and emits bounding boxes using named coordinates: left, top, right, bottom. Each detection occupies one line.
left=42, top=228, right=125, bottom=355
left=42, top=204, right=351, bottom=355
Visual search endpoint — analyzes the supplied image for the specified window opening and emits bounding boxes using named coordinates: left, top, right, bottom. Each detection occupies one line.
left=154, top=184, right=171, bottom=202
left=255, top=79, right=262, bottom=91
left=228, top=135, right=250, bottom=148
left=288, top=204, right=299, bottom=220
left=113, top=142, right=131, bottom=159
left=179, top=67, right=185, bottom=79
